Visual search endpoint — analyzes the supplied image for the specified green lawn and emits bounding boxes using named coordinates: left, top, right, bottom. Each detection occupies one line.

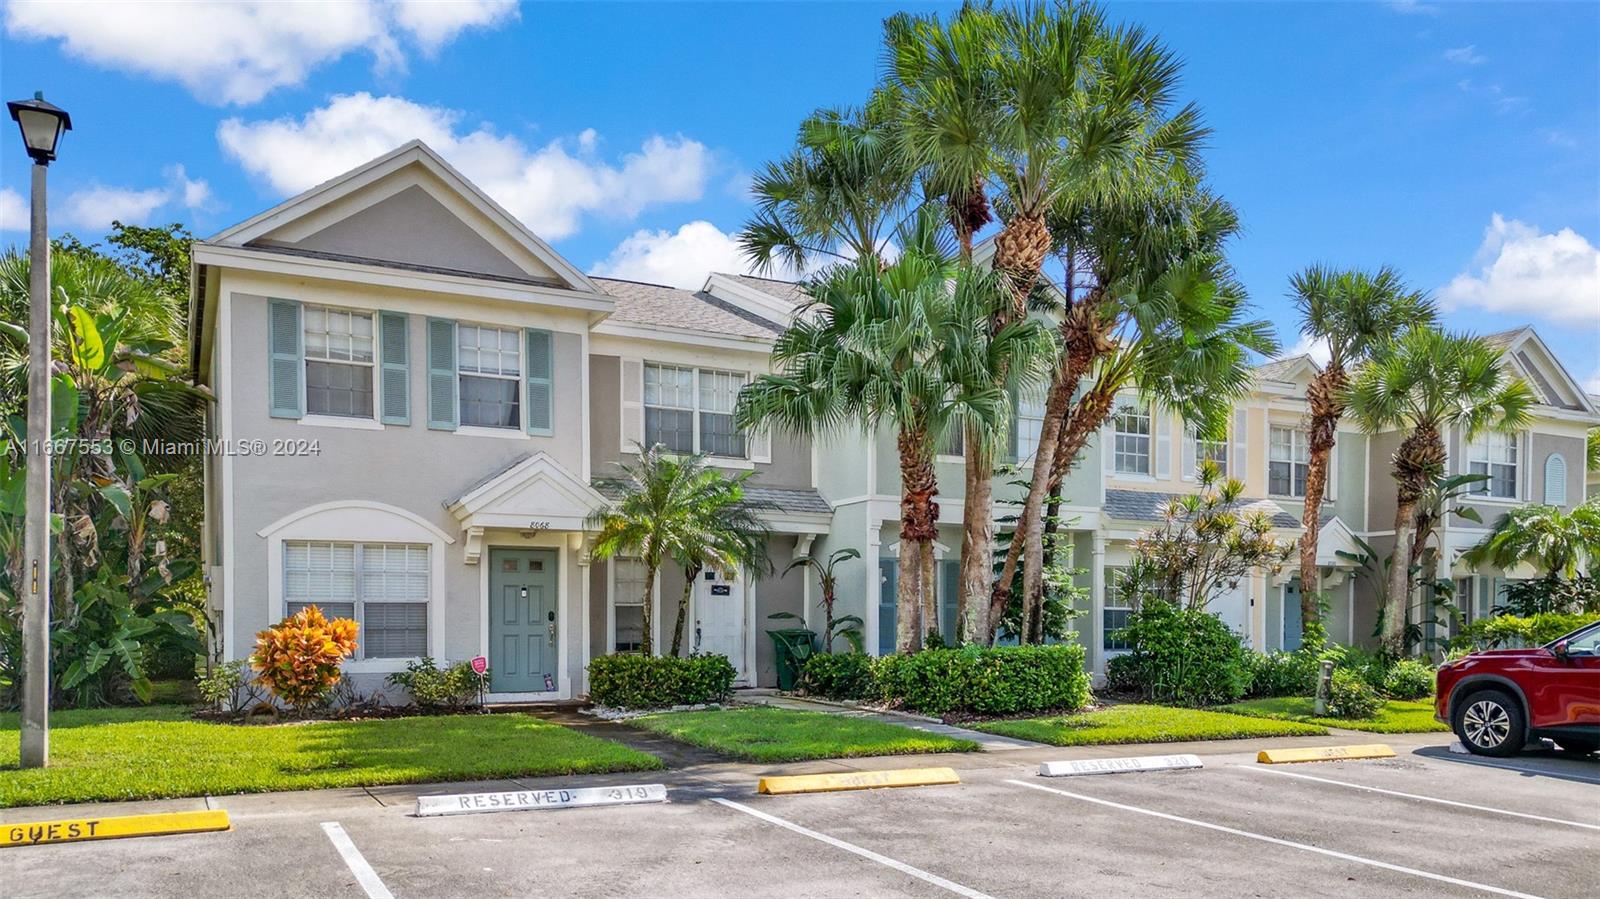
left=1218, top=697, right=1448, bottom=734
left=970, top=703, right=1327, bottom=746
left=633, top=707, right=978, bottom=762
left=0, top=705, right=662, bottom=808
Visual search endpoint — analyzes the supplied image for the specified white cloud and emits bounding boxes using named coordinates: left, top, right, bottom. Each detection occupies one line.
left=1585, top=368, right=1600, bottom=395
left=592, top=221, right=772, bottom=289
left=218, top=93, right=713, bottom=240
left=0, top=187, right=26, bottom=233
left=1443, top=45, right=1486, bottom=65
left=54, top=167, right=214, bottom=231
left=1281, top=334, right=1331, bottom=367
left=1439, top=214, right=1600, bottom=323
left=2, top=0, right=517, bottom=105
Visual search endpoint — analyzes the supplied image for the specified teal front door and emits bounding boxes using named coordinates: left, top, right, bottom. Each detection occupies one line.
left=489, top=548, right=558, bottom=693
left=1283, top=583, right=1303, bottom=651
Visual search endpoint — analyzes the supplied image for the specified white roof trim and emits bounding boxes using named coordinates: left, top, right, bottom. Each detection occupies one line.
left=1496, top=327, right=1598, bottom=418
left=448, top=453, right=609, bottom=533
left=208, top=140, right=600, bottom=295
left=590, top=318, right=776, bottom=353
left=702, top=273, right=800, bottom=325
left=256, top=500, right=457, bottom=543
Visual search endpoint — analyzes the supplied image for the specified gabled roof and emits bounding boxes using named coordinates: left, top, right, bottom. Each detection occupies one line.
left=1485, top=326, right=1596, bottom=415
left=593, top=479, right=831, bottom=516
left=1254, top=354, right=1318, bottom=383
left=447, top=452, right=610, bottom=541
left=592, top=277, right=784, bottom=340
left=1103, top=488, right=1300, bottom=529
left=207, top=140, right=600, bottom=294
left=715, top=273, right=809, bottom=305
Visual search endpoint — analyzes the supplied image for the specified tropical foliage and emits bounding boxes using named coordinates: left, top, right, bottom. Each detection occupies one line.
left=249, top=606, right=359, bottom=712
left=1465, top=500, right=1600, bottom=581
left=772, top=547, right=865, bottom=652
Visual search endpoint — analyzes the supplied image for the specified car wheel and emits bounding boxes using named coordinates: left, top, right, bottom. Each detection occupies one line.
left=1453, top=689, right=1525, bottom=757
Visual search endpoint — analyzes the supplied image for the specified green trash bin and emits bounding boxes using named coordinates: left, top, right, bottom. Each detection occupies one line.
left=767, top=628, right=817, bottom=691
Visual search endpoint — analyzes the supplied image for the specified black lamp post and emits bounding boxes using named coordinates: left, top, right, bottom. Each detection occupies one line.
left=8, top=90, right=70, bottom=769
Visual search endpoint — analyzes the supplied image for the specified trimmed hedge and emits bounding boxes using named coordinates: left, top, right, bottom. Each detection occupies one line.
left=1381, top=659, right=1434, bottom=700
left=1243, top=650, right=1318, bottom=698
left=1327, top=668, right=1381, bottom=719
left=1107, top=602, right=1251, bottom=707
left=799, top=652, right=877, bottom=700
left=873, top=644, right=1089, bottom=716
left=1449, top=612, right=1600, bottom=651
left=587, top=653, right=737, bottom=709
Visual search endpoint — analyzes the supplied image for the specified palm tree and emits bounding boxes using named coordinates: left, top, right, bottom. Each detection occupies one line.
left=1465, top=500, right=1600, bottom=581
left=737, top=214, right=1052, bottom=652
left=1287, top=265, right=1435, bottom=643
left=1347, top=327, right=1536, bottom=655
left=586, top=447, right=770, bottom=658
left=777, top=547, right=865, bottom=652
left=886, top=1, right=1210, bottom=642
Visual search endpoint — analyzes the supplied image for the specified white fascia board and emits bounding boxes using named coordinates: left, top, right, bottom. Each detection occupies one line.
left=702, top=273, right=798, bottom=324
left=193, top=244, right=614, bottom=314
left=590, top=319, right=776, bottom=354
left=759, top=512, right=833, bottom=535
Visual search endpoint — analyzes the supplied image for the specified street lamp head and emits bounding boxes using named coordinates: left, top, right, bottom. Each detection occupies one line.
left=7, top=91, right=71, bottom=165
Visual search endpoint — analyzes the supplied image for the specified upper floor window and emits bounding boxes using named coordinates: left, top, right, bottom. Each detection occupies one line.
left=284, top=541, right=429, bottom=659
left=1015, top=385, right=1047, bottom=462
left=1188, top=422, right=1228, bottom=477
left=1269, top=426, right=1310, bottom=498
left=304, top=305, right=374, bottom=419
left=1469, top=431, right=1518, bottom=498
left=1112, top=400, right=1151, bottom=475
left=458, top=324, right=521, bottom=429
left=644, top=363, right=747, bottom=458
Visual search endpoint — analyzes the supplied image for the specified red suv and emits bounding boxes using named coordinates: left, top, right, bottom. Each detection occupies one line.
left=1435, top=621, right=1600, bottom=757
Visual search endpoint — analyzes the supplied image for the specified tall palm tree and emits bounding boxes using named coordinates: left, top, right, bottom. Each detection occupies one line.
left=737, top=214, right=1052, bottom=652
left=1287, top=265, right=1435, bottom=642
left=1464, top=500, right=1600, bottom=581
left=887, top=1, right=1209, bottom=642
left=586, top=447, right=771, bottom=658
left=1347, top=327, right=1536, bottom=655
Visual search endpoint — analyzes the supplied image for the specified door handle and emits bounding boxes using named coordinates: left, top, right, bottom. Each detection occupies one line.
left=548, top=622, right=557, bottom=647
left=694, top=621, right=702, bottom=651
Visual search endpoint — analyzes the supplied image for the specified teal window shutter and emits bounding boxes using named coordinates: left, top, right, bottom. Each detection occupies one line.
left=426, top=317, right=458, bottom=430
left=378, top=311, right=410, bottom=426
left=525, top=328, right=554, bottom=436
left=268, top=298, right=303, bottom=419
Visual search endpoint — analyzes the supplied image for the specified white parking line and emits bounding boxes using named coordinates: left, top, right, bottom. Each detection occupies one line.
left=1006, top=780, right=1545, bottom=899
left=320, top=821, right=395, bottom=899
left=710, top=798, right=996, bottom=899
left=1239, top=765, right=1600, bottom=830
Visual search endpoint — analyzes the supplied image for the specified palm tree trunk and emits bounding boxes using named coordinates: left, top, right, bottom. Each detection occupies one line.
left=897, top=428, right=939, bottom=653
left=958, top=427, right=993, bottom=644
left=670, top=564, right=699, bottom=657
left=1384, top=424, right=1444, bottom=656
left=1298, top=365, right=1346, bottom=644
left=1384, top=497, right=1417, bottom=657
left=640, top=562, right=657, bottom=657
left=1015, top=366, right=1076, bottom=644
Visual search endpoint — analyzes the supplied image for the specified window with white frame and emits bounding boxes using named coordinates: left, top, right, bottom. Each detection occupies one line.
left=1269, top=426, right=1310, bottom=497
left=644, top=363, right=748, bottom=458
left=1469, top=431, right=1518, bottom=499
left=1188, top=422, right=1228, bottom=477
left=1015, top=385, right=1047, bottom=461
left=1112, top=400, right=1151, bottom=475
left=458, top=324, right=521, bottom=429
left=284, top=541, right=429, bottom=659
left=303, top=305, right=374, bottom=418
left=1103, top=566, right=1134, bottom=651
left=612, top=557, right=649, bottom=653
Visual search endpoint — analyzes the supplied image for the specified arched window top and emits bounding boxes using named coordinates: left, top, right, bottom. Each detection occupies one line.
left=1543, top=454, right=1567, bottom=507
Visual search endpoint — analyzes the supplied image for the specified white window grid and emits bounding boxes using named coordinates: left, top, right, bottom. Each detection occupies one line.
left=1269, top=426, right=1310, bottom=497
left=1016, top=385, right=1047, bottom=461
left=283, top=540, right=429, bottom=660
left=1112, top=401, right=1151, bottom=475
left=458, top=324, right=522, bottom=377
left=304, top=305, right=374, bottom=364
left=643, top=363, right=748, bottom=458
left=1468, top=431, right=1518, bottom=499
left=1188, top=423, right=1228, bottom=476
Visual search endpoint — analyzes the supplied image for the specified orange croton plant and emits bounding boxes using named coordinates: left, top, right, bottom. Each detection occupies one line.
left=251, top=606, right=360, bottom=711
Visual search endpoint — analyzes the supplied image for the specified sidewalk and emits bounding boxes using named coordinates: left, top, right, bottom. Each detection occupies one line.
left=734, top=689, right=1054, bottom=752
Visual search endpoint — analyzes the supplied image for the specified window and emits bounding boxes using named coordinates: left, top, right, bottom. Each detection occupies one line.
left=612, top=558, right=649, bottom=653
left=644, top=363, right=748, bottom=458
left=303, top=306, right=374, bottom=418
left=1189, top=423, right=1228, bottom=477
left=1112, top=400, right=1151, bottom=475
left=284, top=541, right=429, bottom=659
left=1015, top=385, right=1047, bottom=461
left=1469, top=432, right=1518, bottom=499
left=940, top=425, right=964, bottom=458
left=1269, top=427, right=1310, bottom=497
left=458, top=324, right=521, bottom=429
left=1103, top=566, right=1134, bottom=651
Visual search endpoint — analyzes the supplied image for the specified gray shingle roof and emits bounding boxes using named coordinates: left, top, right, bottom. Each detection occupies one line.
left=1104, top=488, right=1300, bottom=529
left=717, top=273, right=810, bottom=305
left=591, top=277, right=783, bottom=339
left=1254, top=354, right=1313, bottom=381
left=592, top=479, right=830, bottom=516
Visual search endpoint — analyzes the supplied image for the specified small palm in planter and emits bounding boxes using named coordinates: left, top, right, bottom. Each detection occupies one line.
left=770, top=547, right=865, bottom=653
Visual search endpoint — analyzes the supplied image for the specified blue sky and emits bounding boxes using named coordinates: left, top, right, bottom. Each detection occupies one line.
left=2, top=1, right=1596, bottom=388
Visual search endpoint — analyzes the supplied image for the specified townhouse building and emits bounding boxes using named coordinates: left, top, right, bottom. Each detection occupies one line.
left=189, top=141, right=1598, bottom=699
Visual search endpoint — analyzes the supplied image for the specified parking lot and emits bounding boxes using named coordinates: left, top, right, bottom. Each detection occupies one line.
left=3, top=735, right=1595, bottom=899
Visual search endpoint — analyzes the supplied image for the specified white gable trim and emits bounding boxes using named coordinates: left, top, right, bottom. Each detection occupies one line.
left=210, top=140, right=600, bottom=295
left=448, top=453, right=609, bottom=552
left=1496, top=328, right=1598, bottom=417
left=702, top=273, right=798, bottom=326
left=256, top=500, right=456, bottom=543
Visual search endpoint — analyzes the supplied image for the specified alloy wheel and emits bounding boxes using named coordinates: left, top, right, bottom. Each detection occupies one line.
left=1463, top=699, right=1511, bottom=749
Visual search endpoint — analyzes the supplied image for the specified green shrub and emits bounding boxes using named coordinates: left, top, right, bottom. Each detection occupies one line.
left=1449, top=612, right=1600, bottom=651
left=587, top=653, right=737, bottom=709
left=386, top=658, right=485, bottom=711
left=1244, top=650, right=1318, bottom=698
left=1109, top=601, right=1251, bottom=707
left=1327, top=668, right=1381, bottom=719
left=1380, top=658, right=1434, bottom=700
left=800, top=652, right=876, bottom=700
left=873, top=644, right=1089, bottom=716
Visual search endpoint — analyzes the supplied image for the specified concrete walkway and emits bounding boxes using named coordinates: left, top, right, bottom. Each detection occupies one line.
left=733, top=689, right=1049, bottom=751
